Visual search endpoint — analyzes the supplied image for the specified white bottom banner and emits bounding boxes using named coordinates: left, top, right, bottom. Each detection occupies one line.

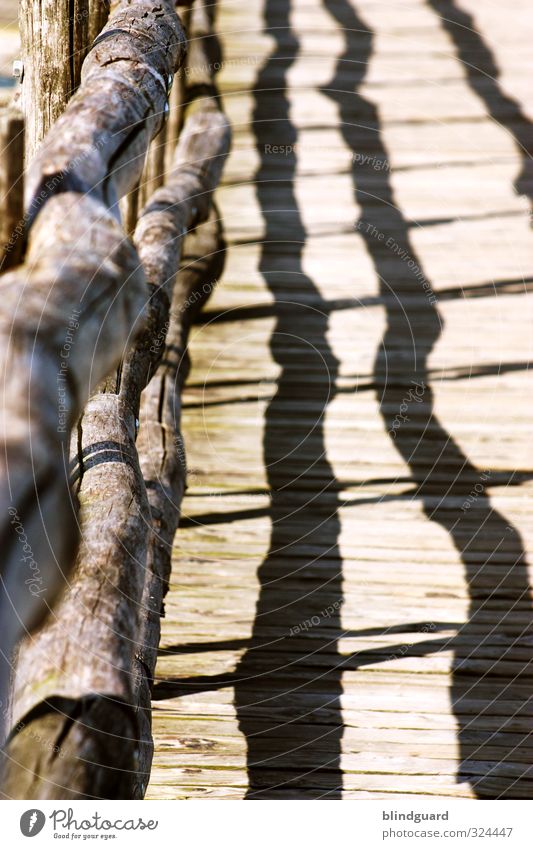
left=2, top=799, right=533, bottom=848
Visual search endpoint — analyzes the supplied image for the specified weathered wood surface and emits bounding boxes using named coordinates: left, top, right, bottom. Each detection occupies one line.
left=146, top=0, right=533, bottom=799
left=0, top=0, right=186, bottom=752
left=2, top=1, right=230, bottom=799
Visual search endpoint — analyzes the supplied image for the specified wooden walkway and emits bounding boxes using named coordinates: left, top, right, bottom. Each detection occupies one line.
left=146, top=0, right=533, bottom=799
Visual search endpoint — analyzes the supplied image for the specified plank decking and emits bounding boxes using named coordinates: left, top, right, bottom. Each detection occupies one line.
left=147, top=0, right=533, bottom=799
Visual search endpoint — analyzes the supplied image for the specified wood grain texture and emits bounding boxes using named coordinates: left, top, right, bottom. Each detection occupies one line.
left=133, top=208, right=226, bottom=796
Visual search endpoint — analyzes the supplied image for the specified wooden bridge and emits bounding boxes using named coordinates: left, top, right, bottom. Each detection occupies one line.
left=146, top=0, right=533, bottom=799
left=0, top=0, right=532, bottom=801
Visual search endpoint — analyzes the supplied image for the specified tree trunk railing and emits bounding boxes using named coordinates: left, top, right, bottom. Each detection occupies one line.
left=0, top=0, right=230, bottom=799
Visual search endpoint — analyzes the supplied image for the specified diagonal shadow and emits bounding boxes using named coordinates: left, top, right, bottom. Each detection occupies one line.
left=322, top=0, right=533, bottom=798
left=229, top=0, right=345, bottom=799
left=427, top=0, right=533, bottom=211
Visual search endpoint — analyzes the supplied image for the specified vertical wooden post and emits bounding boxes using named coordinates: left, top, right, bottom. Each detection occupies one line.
left=19, top=1, right=91, bottom=161
left=0, top=107, right=25, bottom=272
left=164, top=4, right=193, bottom=176
left=88, top=0, right=110, bottom=45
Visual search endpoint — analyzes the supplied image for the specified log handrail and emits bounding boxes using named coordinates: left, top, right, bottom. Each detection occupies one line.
left=1, top=0, right=230, bottom=799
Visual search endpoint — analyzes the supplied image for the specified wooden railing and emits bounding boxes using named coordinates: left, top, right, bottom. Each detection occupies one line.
left=0, top=0, right=230, bottom=799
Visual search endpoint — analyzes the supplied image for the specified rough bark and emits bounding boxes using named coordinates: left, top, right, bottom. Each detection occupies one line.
left=164, top=4, right=193, bottom=178
left=19, top=1, right=111, bottom=161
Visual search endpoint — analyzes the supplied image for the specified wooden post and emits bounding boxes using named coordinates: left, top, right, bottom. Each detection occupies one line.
left=138, top=128, right=168, bottom=212
left=88, top=0, right=110, bottom=46
left=133, top=208, right=225, bottom=793
left=133, top=0, right=229, bottom=791
left=0, top=107, right=24, bottom=272
left=19, top=1, right=93, bottom=161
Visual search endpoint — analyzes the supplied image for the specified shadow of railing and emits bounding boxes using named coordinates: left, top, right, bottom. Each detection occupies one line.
left=321, top=0, right=533, bottom=797
left=227, top=0, right=346, bottom=799
left=427, top=0, right=533, bottom=213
